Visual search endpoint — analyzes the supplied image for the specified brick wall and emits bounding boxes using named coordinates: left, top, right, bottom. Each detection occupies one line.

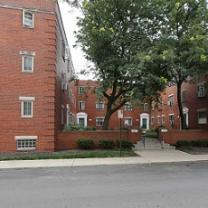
left=56, top=130, right=140, bottom=150
left=0, top=0, right=71, bottom=152
left=159, top=129, right=208, bottom=145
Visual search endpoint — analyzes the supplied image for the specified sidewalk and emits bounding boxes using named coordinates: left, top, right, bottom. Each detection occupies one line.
left=0, top=149, right=208, bottom=169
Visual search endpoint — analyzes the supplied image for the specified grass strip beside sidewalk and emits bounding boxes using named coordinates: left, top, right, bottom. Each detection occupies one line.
left=0, top=150, right=138, bottom=161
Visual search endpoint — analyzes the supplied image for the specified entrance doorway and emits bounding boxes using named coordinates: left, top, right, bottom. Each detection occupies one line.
left=140, top=113, right=150, bottom=129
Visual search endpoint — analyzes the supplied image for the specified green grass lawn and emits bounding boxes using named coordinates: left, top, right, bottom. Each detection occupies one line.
left=0, top=149, right=138, bottom=161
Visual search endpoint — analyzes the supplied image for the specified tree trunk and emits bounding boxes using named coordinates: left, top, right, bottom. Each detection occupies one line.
left=177, top=81, right=187, bottom=129
left=103, top=103, right=113, bottom=130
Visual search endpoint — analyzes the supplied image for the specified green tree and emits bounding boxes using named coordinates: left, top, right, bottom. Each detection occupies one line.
left=145, top=0, right=208, bottom=129
left=76, top=0, right=166, bottom=129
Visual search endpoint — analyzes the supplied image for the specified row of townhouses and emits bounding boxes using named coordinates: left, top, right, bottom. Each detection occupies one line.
left=0, top=0, right=207, bottom=153
left=70, top=77, right=208, bottom=131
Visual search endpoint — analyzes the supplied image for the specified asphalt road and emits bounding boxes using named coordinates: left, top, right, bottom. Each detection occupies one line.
left=0, top=162, right=208, bottom=208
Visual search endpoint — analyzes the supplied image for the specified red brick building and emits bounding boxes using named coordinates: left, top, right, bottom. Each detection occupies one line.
left=151, top=75, right=208, bottom=130
left=69, top=80, right=151, bottom=130
left=0, top=0, right=74, bottom=152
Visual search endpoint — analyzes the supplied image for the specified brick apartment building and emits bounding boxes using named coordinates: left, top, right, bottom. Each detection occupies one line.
left=0, top=0, right=74, bottom=152
left=151, top=75, right=208, bottom=130
left=70, top=80, right=151, bottom=130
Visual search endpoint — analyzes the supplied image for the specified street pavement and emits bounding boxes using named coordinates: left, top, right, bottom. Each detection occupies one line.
left=0, top=162, right=208, bottom=208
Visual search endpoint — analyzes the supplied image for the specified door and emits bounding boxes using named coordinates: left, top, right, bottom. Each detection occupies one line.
left=142, top=118, right=147, bottom=129
left=78, top=117, right=85, bottom=127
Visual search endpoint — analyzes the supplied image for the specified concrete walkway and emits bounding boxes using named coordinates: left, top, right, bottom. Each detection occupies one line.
left=0, top=149, right=208, bottom=169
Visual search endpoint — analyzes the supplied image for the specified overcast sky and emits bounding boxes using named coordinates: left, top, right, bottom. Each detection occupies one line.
left=59, top=1, right=93, bottom=79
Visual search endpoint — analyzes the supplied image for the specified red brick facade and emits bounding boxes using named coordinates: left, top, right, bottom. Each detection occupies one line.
left=69, top=80, right=151, bottom=130
left=151, top=75, right=208, bottom=130
left=0, top=0, right=73, bottom=152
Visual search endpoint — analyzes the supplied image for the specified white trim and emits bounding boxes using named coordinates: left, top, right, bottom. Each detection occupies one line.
left=23, top=10, right=35, bottom=28
left=20, top=51, right=36, bottom=56
left=15, top=136, right=37, bottom=151
left=140, top=113, right=150, bottom=129
left=19, top=96, right=35, bottom=101
left=22, top=55, right=34, bottom=73
left=19, top=97, right=35, bottom=118
left=15, top=136, right=38, bottom=140
left=77, top=112, right=88, bottom=127
left=168, top=94, right=174, bottom=97
left=124, top=117, right=133, bottom=126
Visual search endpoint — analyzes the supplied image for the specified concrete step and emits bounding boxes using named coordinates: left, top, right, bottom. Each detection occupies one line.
left=134, top=138, right=175, bottom=150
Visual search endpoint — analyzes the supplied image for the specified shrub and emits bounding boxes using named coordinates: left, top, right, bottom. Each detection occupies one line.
left=145, top=129, right=158, bottom=138
left=77, top=139, right=95, bottom=150
left=116, top=140, right=134, bottom=149
left=99, top=140, right=115, bottom=149
left=175, top=140, right=208, bottom=148
left=64, top=124, right=96, bottom=131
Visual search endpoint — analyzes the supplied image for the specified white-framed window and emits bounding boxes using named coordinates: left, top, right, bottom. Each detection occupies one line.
left=22, top=55, right=34, bottom=72
left=79, top=101, right=85, bottom=111
left=124, top=102, right=133, bottom=111
left=168, top=95, right=174, bottom=106
left=169, top=114, right=174, bottom=128
left=78, top=86, right=85, bottom=95
left=23, top=10, right=34, bottom=28
left=96, top=102, right=105, bottom=110
left=15, top=136, right=37, bottom=151
left=19, top=96, right=35, bottom=118
left=143, top=103, right=148, bottom=111
left=124, top=117, right=133, bottom=126
left=197, top=84, right=206, bottom=98
left=198, top=110, right=207, bottom=124
left=96, top=117, right=104, bottom=127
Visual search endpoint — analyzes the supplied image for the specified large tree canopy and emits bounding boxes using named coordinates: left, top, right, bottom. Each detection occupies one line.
left=143, top=0, right=208, bottom=129
left=76, top=0, right=166, bottom=129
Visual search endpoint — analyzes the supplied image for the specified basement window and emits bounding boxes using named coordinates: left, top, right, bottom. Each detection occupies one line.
left=15, top=136, right=37, bottom=151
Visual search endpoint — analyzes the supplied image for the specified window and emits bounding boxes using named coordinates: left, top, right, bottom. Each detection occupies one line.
left=124, top=102, right=133, bottom=111
left=197, top=84, right=206, bottom=98
left=15, top=136, right=37, bottom=151
left=169, top=114, right=174, bottom=128
left=151, top=117, right=154, bottom=125
left=143, top=103, right=148, bottom=111
left=198, top=110, right=207, bottom=124
left=124, top=117, right=133, bottom=126
left=96, top=117, right=104, bottom=127
left=79, top=87, right=85, bottom=95
left=79, top=101, right=85, bottom=111
left=23, top=10, right=34, bottom=28
left=96, top=102, right=105, bottom=110
left=19, top=97, right=35, bottom=118
left=22, top=55, right=34, bottom=72
left=168, top=95, right=174, bottom=106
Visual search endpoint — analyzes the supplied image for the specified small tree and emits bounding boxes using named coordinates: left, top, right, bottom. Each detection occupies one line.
left=76, top=0, right=166, bottom=129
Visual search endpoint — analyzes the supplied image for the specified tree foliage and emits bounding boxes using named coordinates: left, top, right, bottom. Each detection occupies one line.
left=76, top=0, right=166, bottom=129
left=143, top=0, right=208, bottom=129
